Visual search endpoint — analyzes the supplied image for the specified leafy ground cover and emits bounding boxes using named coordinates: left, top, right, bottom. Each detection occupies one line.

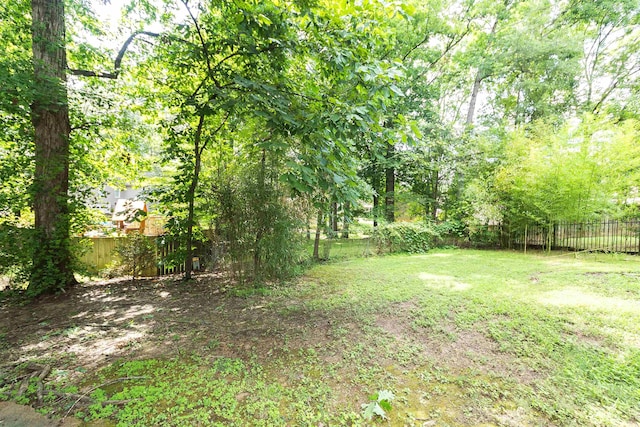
left=1, top=248, right=639, bottom=426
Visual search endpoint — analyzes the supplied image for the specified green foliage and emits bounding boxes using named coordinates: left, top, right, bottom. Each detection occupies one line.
left=74, top=355, right=361, bottom=426
left=492, top=116, right=633, bottom=229
left=372, top=222, right=438, bottom=254
left=206, top=159, right=306, bottom=282
left=2, top=0, right=639, bottom=293
left=112, top=234, right=156, bottom=280
left=0, top=223, right=31, bottom=289
left=361, top=389, right=395, bottom=420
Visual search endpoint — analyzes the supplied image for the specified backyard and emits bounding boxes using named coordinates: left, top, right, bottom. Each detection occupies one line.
left=1, top=248, right=639, bottom=426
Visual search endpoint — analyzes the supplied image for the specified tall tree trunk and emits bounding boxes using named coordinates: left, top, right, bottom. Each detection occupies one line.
left=184, top=114, right=205, bottom=280
left=431, top=171, right=439, bottom=221
left=341, top=201, right=350, bottom=239
left=373, top=194, right=379, bottom=227
left=466, top=72, right=483, bottom=126
left=312, top=209, right=323, bottom=260
left=331, top=201, right=338, bottom=235
left=371, top=158, right=380, bottom=227
left=253, top=149, right=267, bottom=276
left=385, top=143, right=395, bottom=223
left=29, top=0, right=77, bottom=296
left=465, top=19, right=497, bottom=127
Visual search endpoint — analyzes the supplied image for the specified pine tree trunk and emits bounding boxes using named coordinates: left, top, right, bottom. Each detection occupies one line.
left=29, top=0, right=77, bottom=296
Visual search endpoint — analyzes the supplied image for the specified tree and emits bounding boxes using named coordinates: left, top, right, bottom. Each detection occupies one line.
left=28, top=0, right=77, bottom=295
left=24, top=0, right=156, bottom=295
left=493, top=117, right=624, bottom=229
left=558, top=0, right=640, bottom=114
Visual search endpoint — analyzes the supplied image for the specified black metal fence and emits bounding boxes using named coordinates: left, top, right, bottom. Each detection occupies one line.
left=503, top=219, right=640, bottom=254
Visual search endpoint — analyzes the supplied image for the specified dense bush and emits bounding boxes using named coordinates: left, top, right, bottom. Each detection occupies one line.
left=468, top=225, right=501, bottom=248
left=372, top=222, right=439, bottom=254
left=205, top=162, right=306, bottom=283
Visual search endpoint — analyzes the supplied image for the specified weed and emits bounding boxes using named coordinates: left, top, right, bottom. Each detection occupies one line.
left=361, top=389, right=395, bottom=420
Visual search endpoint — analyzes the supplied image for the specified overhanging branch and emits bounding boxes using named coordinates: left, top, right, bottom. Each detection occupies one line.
left=68, top=31, right=161, bottom=79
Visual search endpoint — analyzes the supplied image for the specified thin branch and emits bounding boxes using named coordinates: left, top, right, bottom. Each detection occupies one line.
left=114, top=31, right=161, bottom=71
left=201, top=111, right=230, bottom=154
left=402, top=32, right=431, bottom=62
left=180, top=0, right=213, bottom=75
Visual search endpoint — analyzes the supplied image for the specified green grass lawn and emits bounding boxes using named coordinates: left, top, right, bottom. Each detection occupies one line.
left=4, top=249, right=639, bottom=426
left=298, top=249, right=640, bottom=426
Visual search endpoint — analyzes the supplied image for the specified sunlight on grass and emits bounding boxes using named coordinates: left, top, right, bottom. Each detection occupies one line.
left=301, top=250, right=640, bottom=425
left=418, top=272, right=472, bottom=291
left=539, top=288, right=640, bottom=313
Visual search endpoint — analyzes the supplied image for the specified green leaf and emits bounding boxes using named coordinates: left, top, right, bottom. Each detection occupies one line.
left=409, top=121, right=423, bottom=139
left=389, top=84, right=404, bottom=96
left=257, top=14, right=273, bottom=26
left=379, top=399, right=392, bottom=412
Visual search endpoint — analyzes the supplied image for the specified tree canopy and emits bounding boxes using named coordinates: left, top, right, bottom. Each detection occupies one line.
left=0, top=0, right=638, bottom=293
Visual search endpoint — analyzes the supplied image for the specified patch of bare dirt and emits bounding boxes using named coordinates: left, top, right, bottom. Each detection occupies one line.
left=1, top=275, right=282, bottom=369
left=1, top=274, right=544, bottom=425
left=376, top=303, right=539, bottom=384
left=374, top=300, right=417, bottom=336
left=0, top=401, right=56, bottom=426
left=0, top=273, right=364, bottom=392
left=0, top=273, right=377, bottom=422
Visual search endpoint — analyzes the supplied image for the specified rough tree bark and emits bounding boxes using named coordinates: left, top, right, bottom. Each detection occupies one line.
left=27, top=1, right=157, bottom=296
left=28, top=0, right=77, bottom=295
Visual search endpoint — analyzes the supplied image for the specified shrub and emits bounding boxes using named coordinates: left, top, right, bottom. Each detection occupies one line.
left=111, top=233, right=157, bottom=280
left=0, top=224, right=31, bottom=290
left=372, top=222, right=439, bottom=254
left=468, top=225, right=501, bottom=248
left=205, top=162, right=306, bottom=283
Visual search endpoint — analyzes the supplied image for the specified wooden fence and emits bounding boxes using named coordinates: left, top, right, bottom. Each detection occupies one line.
left=78, top=236, right=184, bottom=277
left=76, top=237, right=120, bottom=273
left=78, top=219, right=640, bottom=277
left=155, top=236, right=186, bottom=276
